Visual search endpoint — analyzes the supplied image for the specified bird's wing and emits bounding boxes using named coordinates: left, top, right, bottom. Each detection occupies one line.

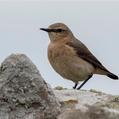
left=66, top=39, right=108, bottom=72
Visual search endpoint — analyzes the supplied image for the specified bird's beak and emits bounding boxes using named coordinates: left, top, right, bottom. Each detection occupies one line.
left=40, top=28, right=52, bottom=32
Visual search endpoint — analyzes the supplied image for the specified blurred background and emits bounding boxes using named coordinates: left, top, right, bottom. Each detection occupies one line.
left=0, top=0, right=119, bottom=95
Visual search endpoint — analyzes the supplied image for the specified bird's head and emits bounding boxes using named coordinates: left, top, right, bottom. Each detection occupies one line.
left=40, top=23, right=73, bottom=41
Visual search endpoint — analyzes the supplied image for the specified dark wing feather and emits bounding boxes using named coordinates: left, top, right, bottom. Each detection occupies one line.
left=66, top=39, right=108, bottom=72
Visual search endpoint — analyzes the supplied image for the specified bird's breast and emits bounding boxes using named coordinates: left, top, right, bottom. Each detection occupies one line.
left=48, top=42, right=75, bottom=61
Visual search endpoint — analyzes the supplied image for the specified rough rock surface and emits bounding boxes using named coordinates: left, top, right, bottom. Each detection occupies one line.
left=54, top=90, right=119, bottom=119
left=0, top=54, right=60, bottom=119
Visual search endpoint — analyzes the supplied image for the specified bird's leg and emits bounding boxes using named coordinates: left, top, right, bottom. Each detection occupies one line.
left=77, top=75, right=93, bottom=90
left=73, top=83, right=78, bottom=89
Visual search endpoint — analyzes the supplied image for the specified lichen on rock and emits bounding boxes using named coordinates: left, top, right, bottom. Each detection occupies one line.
left=0, top=54, right=60, bottom=119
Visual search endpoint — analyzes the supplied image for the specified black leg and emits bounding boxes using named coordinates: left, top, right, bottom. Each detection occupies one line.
left=73, top=83, right=78, bottom=89
left=77, top=75, right=93, bottom=90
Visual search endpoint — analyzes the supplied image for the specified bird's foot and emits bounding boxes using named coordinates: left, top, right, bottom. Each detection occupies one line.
left=73, top=83, right=78, bottom=89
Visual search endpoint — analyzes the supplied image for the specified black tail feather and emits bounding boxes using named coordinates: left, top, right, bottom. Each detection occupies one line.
left=107, top=73, right=118, bottom=80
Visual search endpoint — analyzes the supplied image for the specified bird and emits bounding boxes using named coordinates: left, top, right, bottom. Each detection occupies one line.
left=40, top=23, right=118, bottom=90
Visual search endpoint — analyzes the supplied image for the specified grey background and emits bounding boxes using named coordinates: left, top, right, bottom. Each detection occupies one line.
left=0, top=0, right=119, bottom=94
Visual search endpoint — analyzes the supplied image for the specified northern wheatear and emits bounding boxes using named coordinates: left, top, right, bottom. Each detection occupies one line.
left=40, top=23, right=118, bottom=90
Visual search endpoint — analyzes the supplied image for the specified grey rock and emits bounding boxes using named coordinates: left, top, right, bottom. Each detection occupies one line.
left=54, top=90, right=119, bottom=119
left=58, top=106, right=119, bottom=119
left=0, top=54, right=60, bottom=119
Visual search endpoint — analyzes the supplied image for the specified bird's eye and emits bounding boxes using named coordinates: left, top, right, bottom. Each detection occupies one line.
left=56, top=29, right=64, bottom=32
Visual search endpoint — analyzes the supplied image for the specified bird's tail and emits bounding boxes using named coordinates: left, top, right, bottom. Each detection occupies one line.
left=107, top=72, right=118, bottom=80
